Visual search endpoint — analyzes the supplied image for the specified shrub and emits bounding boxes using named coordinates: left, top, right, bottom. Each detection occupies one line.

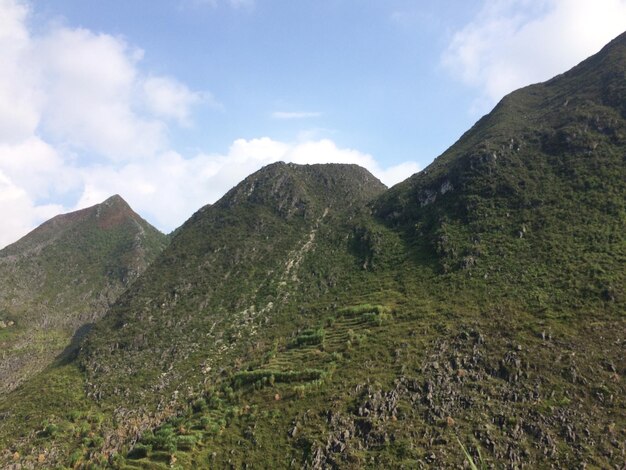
left=69, top=449, right=85, bottom=466
left=176, top=434, right=197, bottom=450
left=83, top=435, right=104, bottom=448
left=232, top=368, right=325, bottom=389
left=38, top=422, right=59, bottom=439
left=192, top=398, right=208, bottom=413
left=338, top=304, right=389, bottom=316
left=86, top=412, right=105, bottom=425
left=143, top=426, right=177, bottom=453
left=127, top=443, right=151, bottom=459
left=293, top=385, right=306, bottom=398
left=288, top=328, right=325, bottom=348
left=66, top=410, right=83, bottom=422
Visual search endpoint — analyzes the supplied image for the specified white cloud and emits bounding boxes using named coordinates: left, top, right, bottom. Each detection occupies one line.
left=0, top=136, right=81, bottom=248
left=143, top=76, right=209, bottom=126
left=376, top=161, right=421, bottom=186
left=75, top=138, right=419, bottom=234
left=443, top=0, right=626, bottom=113
left=0, top=0, right=209, bottom=248
left=0, top=0, right=41, bottom=143
left=36, top=27, right=167, bottom=160
left=0, top=0, right=209, bottom=163
left=271, top=111, right=322, bottom=120
left=0, top=169, right=63, bottom=249
left=0, top=0, right=417, bottom=249
left=0, top=137, right=75, bottom=199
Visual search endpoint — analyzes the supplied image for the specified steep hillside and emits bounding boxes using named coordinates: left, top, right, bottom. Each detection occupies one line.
left=375, top=32, right=626, bottom=311
left=0, top=34, right=625, bottom=470
left=79, top=163, right=386, bottom=403
left=0, top=195, right=167, bottom=394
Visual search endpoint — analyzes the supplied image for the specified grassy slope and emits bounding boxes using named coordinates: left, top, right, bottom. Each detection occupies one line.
left=374, top=31, right=626, bottom=312
left=0, top=34, right=625, bottom=469
left=0, top=195, right=167, bottom=395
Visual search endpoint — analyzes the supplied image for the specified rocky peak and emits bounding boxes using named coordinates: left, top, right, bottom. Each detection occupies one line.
left=102, top=194, right=131, bottom=209
left=1, top=195, right=147, bottom=258
left=215, top=162, right=386, bottom=219
left=375, top=29, right=626, bottom=226
left=0, top=195, right=167, bottom=395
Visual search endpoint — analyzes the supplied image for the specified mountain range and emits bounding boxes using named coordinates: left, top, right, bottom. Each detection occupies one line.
left=0, top=32, right=624, bottom=469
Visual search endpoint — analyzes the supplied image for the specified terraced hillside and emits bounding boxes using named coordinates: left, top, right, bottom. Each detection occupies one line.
left=0, top=31, right=625, bottom=470
left=78, top=163, right=386, bottom=404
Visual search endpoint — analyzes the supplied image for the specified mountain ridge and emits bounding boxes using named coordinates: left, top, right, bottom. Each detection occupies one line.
left=79, top=163, right=387, bottom=401
left=373, top=30, right=626, bottom=308
left=0, top=34, right=624, bottom=469
left=0, top=194, right=167, bottom=395
left=378, top=30, right=626, bottom=217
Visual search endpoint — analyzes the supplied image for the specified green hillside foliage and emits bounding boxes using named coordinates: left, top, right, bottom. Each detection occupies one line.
left=0, top=33, right=625, bottom=469
left=374, top=34, right=626, bottom=312
left=0, top=195, right=167, bottom=395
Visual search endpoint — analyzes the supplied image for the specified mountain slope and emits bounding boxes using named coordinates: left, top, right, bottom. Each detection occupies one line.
left=0, top=34, right=625, bottom=470
left=0, top=195, right=167, bottom=394
left=79, top=163, right=386, bottom=401
left=375, top=31, right=626, bottom=311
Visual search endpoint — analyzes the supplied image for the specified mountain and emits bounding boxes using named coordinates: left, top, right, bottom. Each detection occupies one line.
left=374, top=31, right=626, bottom=309
left=0, top=195, right=167, bottom=394
left=0, top=34, right=625, bottom=469
left=79, top=163, right=387, bottom=401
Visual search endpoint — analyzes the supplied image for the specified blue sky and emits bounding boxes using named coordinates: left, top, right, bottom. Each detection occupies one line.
left=33, top=1, right=480, bottom=162
left=1, top=0, right=626, bottom=247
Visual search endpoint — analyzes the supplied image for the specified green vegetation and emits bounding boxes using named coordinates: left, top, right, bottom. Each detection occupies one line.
left=288, top=328, right=325, bottom=348
left=232, top=368, right=326, bottom=388
left=337, top=303, right=389, bottom=316
left=0, top=195, right=167, bottom=397
left=456, top=436, right=486, bottom=470
left=1, top=32, right=625, bottom=469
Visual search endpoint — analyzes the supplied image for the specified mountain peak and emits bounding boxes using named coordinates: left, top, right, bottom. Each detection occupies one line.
left=102, top=194, right=130, bottom=207
left=216, top=162, right=386, bottom=218
left=1, top=195, right=154, bottom=258
left=378, top=29, right=626, bottom=221
left=0, top=195, right=167, bottom=394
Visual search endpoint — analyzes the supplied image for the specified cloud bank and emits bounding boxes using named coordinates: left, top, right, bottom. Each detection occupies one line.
left=443, top=0, right=626, bottom=113
left=0, top=0, right=418, bottom=248
left=76, top=138, right=419, bottom=233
